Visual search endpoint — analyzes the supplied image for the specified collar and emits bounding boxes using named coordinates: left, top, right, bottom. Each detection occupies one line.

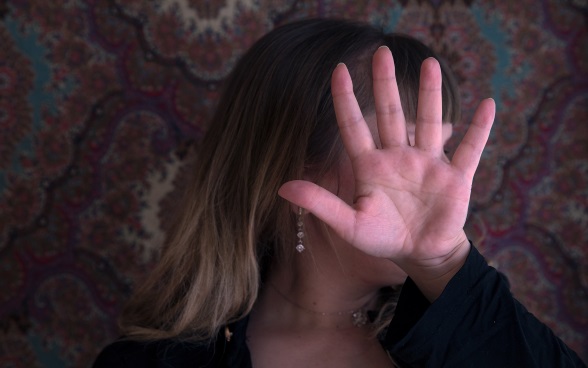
left=215, top=316, right=252, bottom=368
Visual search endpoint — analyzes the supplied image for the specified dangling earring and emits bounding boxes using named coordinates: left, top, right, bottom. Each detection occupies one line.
left=296, top=207, right=305, bottom=253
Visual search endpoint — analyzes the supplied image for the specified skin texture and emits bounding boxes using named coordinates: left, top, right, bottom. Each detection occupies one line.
left=278, top=46, right=495, bottom=302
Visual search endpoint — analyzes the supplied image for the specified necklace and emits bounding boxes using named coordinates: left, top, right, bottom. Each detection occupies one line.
left=267, top=282, right=370, bottom=327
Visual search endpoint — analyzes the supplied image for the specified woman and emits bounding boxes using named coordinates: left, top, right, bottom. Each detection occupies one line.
left=94, top=19, right=585, bottom=367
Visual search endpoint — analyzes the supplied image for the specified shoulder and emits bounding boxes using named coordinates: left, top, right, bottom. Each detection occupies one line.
left=93, top=338, right=219, bottom=368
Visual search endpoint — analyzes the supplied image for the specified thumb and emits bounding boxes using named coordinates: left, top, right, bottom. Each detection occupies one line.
left=278, top=180, right=356, bottom=241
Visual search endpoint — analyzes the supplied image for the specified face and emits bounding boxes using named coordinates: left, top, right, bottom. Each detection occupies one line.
left=306, top=115, right=454, bottom=288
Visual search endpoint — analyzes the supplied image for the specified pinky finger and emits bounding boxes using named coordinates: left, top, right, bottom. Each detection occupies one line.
left=452, top=98, right=496, bottom=181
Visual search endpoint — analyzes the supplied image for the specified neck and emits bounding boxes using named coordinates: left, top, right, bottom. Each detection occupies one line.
left=271, top=282, right=374, bottom=327
left=251, top=215, right=403, bottom=331
left=254, top=253, right=381, bottom=331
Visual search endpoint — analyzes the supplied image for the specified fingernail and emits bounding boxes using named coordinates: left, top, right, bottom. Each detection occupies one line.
left=378, top=45, right=390, bottom=51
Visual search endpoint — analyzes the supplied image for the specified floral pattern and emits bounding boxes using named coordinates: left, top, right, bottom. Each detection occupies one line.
left=0, top=0, right=586, bottom=365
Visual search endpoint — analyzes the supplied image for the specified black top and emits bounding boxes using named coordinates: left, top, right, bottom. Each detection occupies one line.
left=93, top=245, right=586, bottom=367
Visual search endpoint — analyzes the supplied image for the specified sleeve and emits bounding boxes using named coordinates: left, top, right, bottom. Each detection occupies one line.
left=92, top=339, right=223, bottom=368
left=92, top=341, right=155, bottom=368
left=383, top=244, right=587, bottom=368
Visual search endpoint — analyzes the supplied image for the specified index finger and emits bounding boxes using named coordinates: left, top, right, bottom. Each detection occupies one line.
left=332, top=63, right=376, bottom=160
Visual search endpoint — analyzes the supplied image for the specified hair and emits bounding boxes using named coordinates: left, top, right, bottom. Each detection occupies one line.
left=119, top=18, right=461, bottom=342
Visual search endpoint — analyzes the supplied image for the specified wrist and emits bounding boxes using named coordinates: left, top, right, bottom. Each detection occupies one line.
left=402, top=235, right=471, bottom=302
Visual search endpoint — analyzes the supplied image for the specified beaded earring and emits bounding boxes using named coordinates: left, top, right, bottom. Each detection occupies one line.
left=296, top=207, right=305, bottom=253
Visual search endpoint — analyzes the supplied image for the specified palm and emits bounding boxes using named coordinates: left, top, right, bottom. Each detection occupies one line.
left=279, top=47, right=495, bottom=269
left=348, top=144, right=471, bottom=259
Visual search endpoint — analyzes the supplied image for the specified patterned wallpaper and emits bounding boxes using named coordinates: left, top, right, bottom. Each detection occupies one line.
left=0, top=0, right=586, bottom=366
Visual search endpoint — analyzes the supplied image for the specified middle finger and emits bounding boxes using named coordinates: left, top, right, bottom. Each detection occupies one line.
left=415, top=58, right=443, bottom=152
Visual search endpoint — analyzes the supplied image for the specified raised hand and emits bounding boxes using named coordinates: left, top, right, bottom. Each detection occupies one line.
left=278, top=46, right=495, bottom=300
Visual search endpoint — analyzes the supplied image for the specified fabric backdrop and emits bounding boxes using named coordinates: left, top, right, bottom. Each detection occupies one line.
left=1, top=0, right=586, bottom=366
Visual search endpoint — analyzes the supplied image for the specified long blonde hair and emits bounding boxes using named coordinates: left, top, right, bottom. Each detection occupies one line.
left=119, top=18, right=461, bottom=342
